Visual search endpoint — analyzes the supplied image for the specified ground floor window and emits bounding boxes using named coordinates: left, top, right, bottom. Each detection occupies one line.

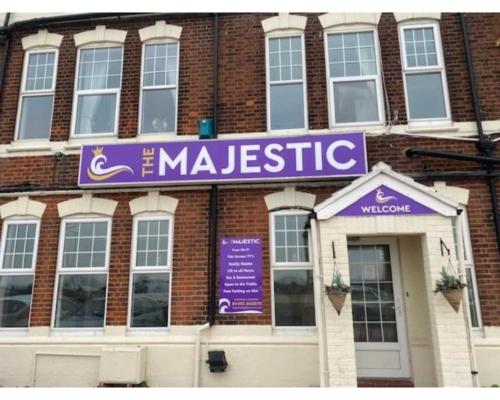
left=270, top=210, right=315, bottom=327
left=129, top=215, right=172, bottom=329
left=0, top=220, right=39, bottom=328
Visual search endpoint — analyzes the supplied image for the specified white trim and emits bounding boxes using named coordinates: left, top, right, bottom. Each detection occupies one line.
left=432, top=181, right=470, bottom=206
left=315, top=162, right=459, bottom=220
left=73, top=25, right=127, bottom=47
left=261, top=13, right=307, bottom=34
left=138, top=40, right=180, bottom=135
left=323, top=28, right=385, bottom=128
left=138, top=21, right=182, bottom=42
left=265, top=32, right=309, bottom=133
left=318, top=13, right=382, bottom=31
left=0, top=196, right=46, bottom=219
left=264, top=187, right=316, bottom=211
left=349, top=236, right=412, bottom=378
left=127, top=213, right=174, bottom=330
left=70, top=44, right=124, bottom=137
left=21, top=29, right=63, bottom=50
left=128, top=192, right=179, bottom=216
left=269, top=209, right=315, bottom=329
left=397, top=21, right=452, bottom=126
left=0, top=219, right=41, bottom=330
left=57, top=194, right=118, bottom=218
left=14, top=48, right=59, bottom=141
left=51, top=216, right=112, bottom=330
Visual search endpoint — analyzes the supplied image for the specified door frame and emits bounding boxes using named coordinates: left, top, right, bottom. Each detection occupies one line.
left=347, top=236, right=412, bottom=378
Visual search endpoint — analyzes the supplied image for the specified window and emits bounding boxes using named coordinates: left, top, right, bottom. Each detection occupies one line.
left=72, top=46, right=123, bottom=135
left=325, top=29, right=384, bottom=126
left=140, top=42, right=179, bottom=134
left=399, top=22, right=451, bottom=123
left=271, top=210, right=315, bottom=327
left=452, top=209, right=482, bottom=328
left=129, top=215, right=172, bottom=328
left=0, top=220, right=40, bottom=328
left=266, top=35, right=308, bottom=131
left=53, top=219, right=110, bottom=328
left=16, top=50, right=57, bottom=140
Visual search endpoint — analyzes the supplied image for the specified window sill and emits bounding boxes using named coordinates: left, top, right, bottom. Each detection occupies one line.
left=7, top=139, right=53, bottom=153
left=126, top=328, right=170, bottom=336
left=272, top=326, right=317, bottom=337
left=0, top=328, right=29, bottom=336
left=50, top=328, right=105, bottom=336
left=65, top=135, right=119, bottom=150
left=405, top=125, right=459, bottom=134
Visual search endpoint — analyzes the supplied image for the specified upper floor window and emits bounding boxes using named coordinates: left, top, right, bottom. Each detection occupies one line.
left=16, top=50, right=58, bottom=140
left=266, top=35, right=308, bottom=131
left=0, top=219, right=40, bottom=328
left=270, top=210, right=315, bottom=327
left=325, top=29, right=384, bottom=126
left=398, top=22, right=451, bottom=124
left=53, top=218, right=111, bottom=328
left=140, top=42, right=179, bottom=134
left=72, top=46, right=124, bottom=136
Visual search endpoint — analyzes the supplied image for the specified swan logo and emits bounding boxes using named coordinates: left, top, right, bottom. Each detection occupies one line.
left=375, top=188, right=397, bottom=204
left=87, top=147, right=134, bottom=181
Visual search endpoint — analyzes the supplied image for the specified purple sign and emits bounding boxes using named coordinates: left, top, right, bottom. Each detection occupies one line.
left=219, top=237, right=262, bottom=314
left=337, top=185, right=436, bottom=216
left=78, top=133, right=367, bottom=187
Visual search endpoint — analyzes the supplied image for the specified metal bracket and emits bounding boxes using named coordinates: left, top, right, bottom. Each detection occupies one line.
left=440, top=238, right=451, bottom=257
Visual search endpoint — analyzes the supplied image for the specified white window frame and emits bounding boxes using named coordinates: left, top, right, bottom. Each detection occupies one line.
left=0, top=218, right=41, bottom=330
left=14, top=48, right=59, bottom=141
left=127, top=213, right=174, bottom=331
left=265, top=32, right=309, bottom=133
left=454, top=208, right=483, bottom=329
left=70, top=43, right=124, bottom=137
left=138, top=38, right=180, bottom=136
left=323, top=27, right=385, bottom=128
left=269, top=209, right=315, bottom=329
left=398, top=21, right=452, bottom=127
left=51, top=216, right=112, bottom=330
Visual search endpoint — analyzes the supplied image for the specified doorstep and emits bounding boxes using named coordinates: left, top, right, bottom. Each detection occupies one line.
left=357, top=378, right=415, bottom=387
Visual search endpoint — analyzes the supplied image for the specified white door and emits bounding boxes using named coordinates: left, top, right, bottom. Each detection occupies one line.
left=347, top=237, right=411, bottom=378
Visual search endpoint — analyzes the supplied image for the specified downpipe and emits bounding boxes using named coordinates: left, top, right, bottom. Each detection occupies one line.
left=193, top=322, right=210, bottom=387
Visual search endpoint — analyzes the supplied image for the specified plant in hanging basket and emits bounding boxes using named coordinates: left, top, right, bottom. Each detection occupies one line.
left=325, top=271, right=351, bottom=315
left=434, top=266, right=467, bottom=312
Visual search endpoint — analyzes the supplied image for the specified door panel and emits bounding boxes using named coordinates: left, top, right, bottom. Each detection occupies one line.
left=348, top=239, right=411, bottom=378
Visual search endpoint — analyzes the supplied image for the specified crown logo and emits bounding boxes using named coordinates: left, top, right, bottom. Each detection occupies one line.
left=91, top=146, right=104, bottom=156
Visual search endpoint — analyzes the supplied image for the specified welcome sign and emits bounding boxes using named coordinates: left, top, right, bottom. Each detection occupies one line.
left=337, top=185, right=436, bottom=216
left=78, top=133, right=367, bottom=187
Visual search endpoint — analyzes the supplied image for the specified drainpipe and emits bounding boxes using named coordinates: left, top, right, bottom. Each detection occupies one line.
left=455, top=211, right=480, bottom=387
left=193, top=322, right=210, bottom=387
left=309, top=212, right=329, bottom=387
left=0, top=12, right=11, bottom=106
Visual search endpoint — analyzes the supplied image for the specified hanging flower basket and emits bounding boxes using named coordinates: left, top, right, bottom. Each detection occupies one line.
left=325, top=287, right=349, bottom=315
left=325, top=270, right=351, bottom=315
left=434, top=266, right=466, bottom=313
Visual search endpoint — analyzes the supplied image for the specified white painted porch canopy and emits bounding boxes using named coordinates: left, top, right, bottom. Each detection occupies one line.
left=315, top=162, right=459, bottom=220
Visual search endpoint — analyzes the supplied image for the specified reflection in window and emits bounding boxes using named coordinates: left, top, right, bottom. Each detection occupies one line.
left=130, top=217, right=172, bottom=328
left=53, top=219, right=110, bottom=328
left=0, top=221, right=39, bottom=328
left=271, top=211, right=315, bottom=327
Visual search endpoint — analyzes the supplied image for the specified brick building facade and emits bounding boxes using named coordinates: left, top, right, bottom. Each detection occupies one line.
left=0, top=12, right=499, bottom=387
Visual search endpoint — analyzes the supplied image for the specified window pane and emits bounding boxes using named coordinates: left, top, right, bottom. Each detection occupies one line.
left=54, top=274, right=107, bottom=328
left=268, top=36, right=303, bottom=84
left=143, top=43, right=178, bottom=87
left=78, top=47, right=123, bottom=90
left=0, top=275, right=33, bottom=328
left=333, top=80, right=379, bottom=123
left=61, top=221, right=108, bottom=269
left=273, top=214, right=309, bottom=263
left=141, top=89, right=176, bottom=134
left=1, top=222, right=38, bottom=270
left=135, top=219, right=170, bottom=268
left=406, top=72, right=446, bottom=119
left=131, top=272, right=170, bottom=328
left=404, top=27, right=438, bottom=67
left=25, top=51, right=56, bottom=91
left=273, top=270, right=315, bottom=327
left=75, top=94, right=117, bottom=134
left=270, top=83, right=305, bottom=130
left=465, top=268, right=480, bottom=327
left=18, top=95, right=54, bottom=139
left=328, top=31, right=376, bottom=78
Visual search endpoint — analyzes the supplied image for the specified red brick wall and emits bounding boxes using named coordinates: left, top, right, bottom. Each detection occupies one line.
left=1, top=13, right=499, bottom=142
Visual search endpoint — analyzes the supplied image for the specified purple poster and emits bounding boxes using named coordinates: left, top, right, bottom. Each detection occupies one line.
left=337, top=185, right=436, bottom=216
left=219, top=237, right=262, bottom=314
left=78, top=133, right=367, bottom=187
